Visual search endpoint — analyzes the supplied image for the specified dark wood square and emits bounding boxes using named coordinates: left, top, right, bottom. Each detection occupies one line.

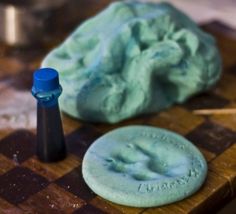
left=0, top=130, right=36, bottom=163
left=228, top=63, right=236, bottom=76
left=66, top=125, right=102, bottom=159
left=73, top=204, right=106, bottom=214
left=19, top=184, right=86, bottom=214
left=55, top=165, right=95, bottom=201
left=0, top=167, right=49, bottom=204
left=184, top=92, right=229, bottom=110
left=186, top=121, right=236, bottom=154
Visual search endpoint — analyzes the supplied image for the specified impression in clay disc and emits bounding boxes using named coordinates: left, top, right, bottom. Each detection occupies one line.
left=82, top=125, right=207, bottom=207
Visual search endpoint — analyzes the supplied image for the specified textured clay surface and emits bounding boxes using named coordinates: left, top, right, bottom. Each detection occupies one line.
left=82, top=126, right=207, bottom=207
left=42, top=1, right=221, bottom=123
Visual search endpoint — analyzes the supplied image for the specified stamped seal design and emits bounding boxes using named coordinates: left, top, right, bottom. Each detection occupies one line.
left=82, top=126, right=207, bottom=207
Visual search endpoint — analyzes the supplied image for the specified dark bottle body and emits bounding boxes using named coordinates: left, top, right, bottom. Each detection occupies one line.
left=37, top=102, right=66, bottom=162
left=32, top=68, right=67, bottom=162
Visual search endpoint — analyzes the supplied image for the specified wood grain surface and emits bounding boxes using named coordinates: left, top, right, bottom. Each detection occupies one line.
left=0, top=1, right=236, bottom=213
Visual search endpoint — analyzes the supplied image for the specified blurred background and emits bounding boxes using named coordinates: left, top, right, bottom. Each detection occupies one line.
left=0, top=0, right=235, bottom=213
left=1, top=0, right=236, bottom=47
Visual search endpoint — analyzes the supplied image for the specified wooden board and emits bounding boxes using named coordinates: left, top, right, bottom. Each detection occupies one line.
left=0, top=5, right=236, bottom=213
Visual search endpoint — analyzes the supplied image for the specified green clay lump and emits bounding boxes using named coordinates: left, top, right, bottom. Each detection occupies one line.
left=42, top=1, right=221, bottom=123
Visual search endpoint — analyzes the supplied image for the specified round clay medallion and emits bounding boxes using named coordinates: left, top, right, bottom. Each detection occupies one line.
left=82, top=126, right=207, bottom=207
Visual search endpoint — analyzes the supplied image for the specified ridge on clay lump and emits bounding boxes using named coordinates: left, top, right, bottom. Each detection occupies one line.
left=42, top=1, right=221, bottom=123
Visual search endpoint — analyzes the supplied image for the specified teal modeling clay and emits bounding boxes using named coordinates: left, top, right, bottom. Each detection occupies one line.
left=82, top=126, right=207, bottom=207
left=42, top=1, right=221, bottom=123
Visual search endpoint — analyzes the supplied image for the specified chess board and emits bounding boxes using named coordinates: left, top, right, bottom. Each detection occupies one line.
left=0, top=21, right=236, bottom=213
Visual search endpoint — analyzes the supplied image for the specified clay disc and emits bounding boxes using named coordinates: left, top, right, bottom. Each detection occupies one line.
left=82, top=125, right=207, bottom=207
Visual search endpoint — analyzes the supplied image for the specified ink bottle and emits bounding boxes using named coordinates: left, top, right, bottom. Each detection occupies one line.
left=32, top=68, right=66, bottom=162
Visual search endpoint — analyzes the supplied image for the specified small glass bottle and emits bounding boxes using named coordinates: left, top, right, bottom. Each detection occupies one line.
left=32, top=68, right=66, bottom=162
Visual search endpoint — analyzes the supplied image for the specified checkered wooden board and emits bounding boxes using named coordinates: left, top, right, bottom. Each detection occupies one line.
left=0, top=23, right=236, bottom=214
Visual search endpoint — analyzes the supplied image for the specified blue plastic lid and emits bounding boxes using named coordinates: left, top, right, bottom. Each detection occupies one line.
left=33, top=68, right=59, bottom=92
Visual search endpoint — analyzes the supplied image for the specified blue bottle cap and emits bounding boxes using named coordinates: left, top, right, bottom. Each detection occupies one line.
left=33, top=68, right=60, bottom=92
